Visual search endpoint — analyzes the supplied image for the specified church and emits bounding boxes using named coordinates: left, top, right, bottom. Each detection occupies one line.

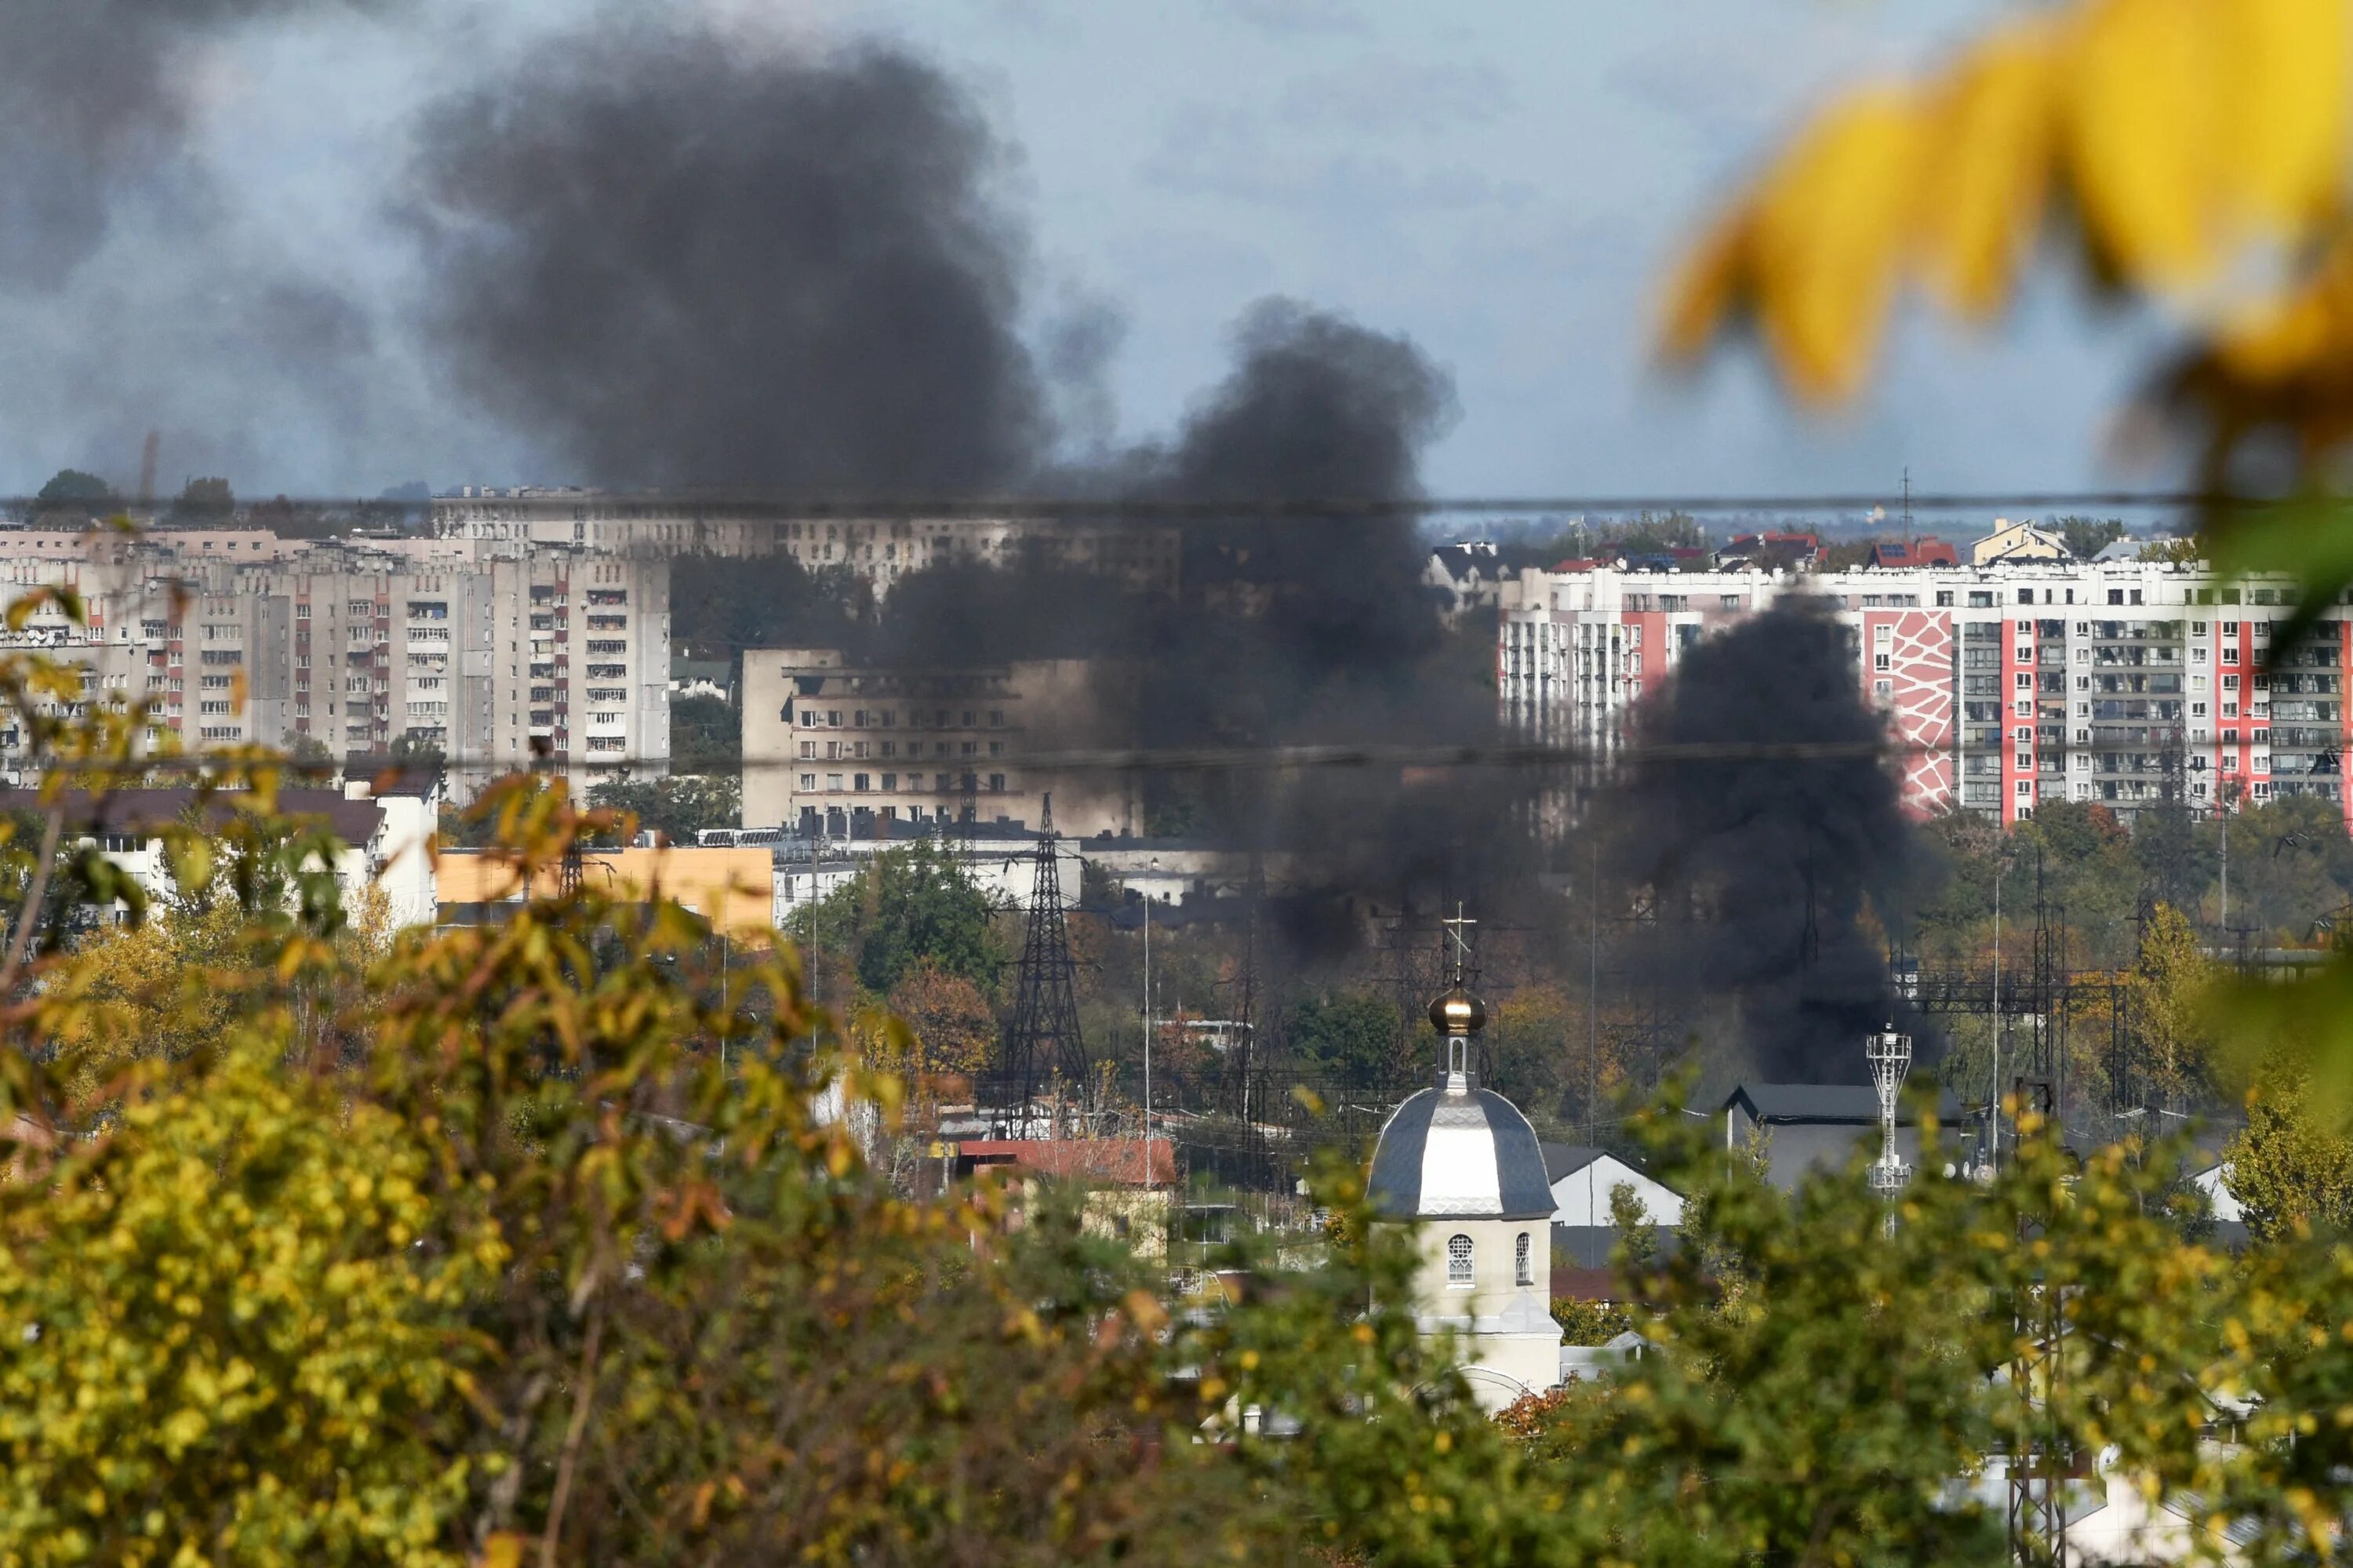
left=1366, top=966, right=1564, bottom=1411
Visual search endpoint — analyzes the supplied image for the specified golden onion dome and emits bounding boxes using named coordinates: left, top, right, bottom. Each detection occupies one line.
left=1428, top=984, right=1486, bottom=1036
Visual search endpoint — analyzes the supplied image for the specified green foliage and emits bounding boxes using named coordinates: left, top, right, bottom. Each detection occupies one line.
left=387, top=731, right=444, bottom=771
left=1608, top=1180, right=1660, bottom=1271
left=793, top=838, right=1004, bottom=999
left=669, top=693, right=740, bottom=775
left=31, top=467, right=114, bottom=518
left=2124, top=902, right=2217, bottom=1109
left=2053, top=514, right=2126, bottom=559
left=1285, top=990, right=1404, bottom=1088
left=168, top=476, right=235, bottom=526
left=2224, top=1049, right=2353, bottom=1243
left=670, top=552, right=867, bottom=664
left=1551, top=1297, right=1635, bottom=1345
left=584, top=773, right=741, bottom=845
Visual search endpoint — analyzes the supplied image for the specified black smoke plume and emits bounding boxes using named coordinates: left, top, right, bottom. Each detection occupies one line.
left=1606, top=598, right=1910, bottom=1080
left=409, top=28, right=1047, bottom=493
left=0, top=0, right=413, bottom=491
left=0, top=0, right=366, bottom=287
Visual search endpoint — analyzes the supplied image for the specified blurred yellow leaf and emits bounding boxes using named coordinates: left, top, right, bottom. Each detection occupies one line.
left=477, top=1532, right=527, bottom=1568
left=2224, top=0, right=2350, bottom=229
left=1748, top=85, right=1928, bottom=401
left=1922, top=23, right=2059, bottom=315
left=2065, top=0, right=2217, bottom=285
left=1658, top=210, right=1753, bottom=366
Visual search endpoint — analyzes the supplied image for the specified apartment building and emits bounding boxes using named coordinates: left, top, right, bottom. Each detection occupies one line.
left=431, top=488, right=1180, bottom=596
left=0, top=531, right=669, bottom=799
left=740, top=649, right=1136, bottom=837
left=1499, top=558, right=2348, bottom=825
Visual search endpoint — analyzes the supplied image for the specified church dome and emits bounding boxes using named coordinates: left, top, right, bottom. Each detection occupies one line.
left=1368, top=1084, right=1555, bottom=1220
left=1369, top=977, right=1552, bottom=1221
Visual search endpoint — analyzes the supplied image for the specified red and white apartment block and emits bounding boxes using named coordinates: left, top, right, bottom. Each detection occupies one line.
left=1497, top=559, right=2351, bottom=828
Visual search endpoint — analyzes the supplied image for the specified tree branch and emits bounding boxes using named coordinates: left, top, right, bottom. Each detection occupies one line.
left=540, top=1297, right=606, bottom=1568
left=0, top=804, right=65, bottom=995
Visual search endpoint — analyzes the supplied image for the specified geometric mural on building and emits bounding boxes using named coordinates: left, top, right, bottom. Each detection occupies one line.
left=1882, top=610, right=1954, bottom=817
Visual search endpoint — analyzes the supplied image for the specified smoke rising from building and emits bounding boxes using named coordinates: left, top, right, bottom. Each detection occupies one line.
left=0, top=5, right=1534, bottom=959
left=409, top=28, right=1049, bottom=493
left=1606, top=598, right=1911, bottom=1081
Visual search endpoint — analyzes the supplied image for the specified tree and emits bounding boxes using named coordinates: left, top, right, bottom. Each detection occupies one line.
left=2123, top=903, right=2215, bottom=1111
left=886, top=958, right=997, bottom=1076
left=2225, top=1050, right=2353, bottom=1243
left=670, top=693, right=740, bottom=775
left=387, top=730, right=445, bottom=770
left=585, top=773, right=740, bottom=845
left=167, top=475, right=235, bottom=526
left=1609, top=1179, right=1659, bottom=1271
left=1284, top=991, right=1403, bottom=1088
left=2053, top=515, right=2126, bottom=560
left=31, top=467, right=113, bottom=520
left=795, top=838, right=1003, bottom=999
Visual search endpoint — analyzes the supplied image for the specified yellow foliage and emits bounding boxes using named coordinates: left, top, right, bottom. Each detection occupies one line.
left=1662, top=0, right=2351, bottom=399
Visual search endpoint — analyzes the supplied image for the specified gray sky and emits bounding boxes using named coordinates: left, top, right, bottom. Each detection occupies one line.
left=0, top=0, right=2179, bottom=504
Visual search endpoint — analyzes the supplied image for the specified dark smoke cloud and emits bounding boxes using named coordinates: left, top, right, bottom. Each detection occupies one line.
left=1607, top=598, right=1910, bottom=1080
left=0, top=1, right=315, bottom=286
left=409, top=28, right=1048, bottom=493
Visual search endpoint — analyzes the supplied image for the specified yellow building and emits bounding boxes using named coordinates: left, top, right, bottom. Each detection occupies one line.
left=436, top=845, right=773, bottom=939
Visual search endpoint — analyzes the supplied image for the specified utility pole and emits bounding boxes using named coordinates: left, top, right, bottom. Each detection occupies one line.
left=1143, top=855, right=1158, bottom=1179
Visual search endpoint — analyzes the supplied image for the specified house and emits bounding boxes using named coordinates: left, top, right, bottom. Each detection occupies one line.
left=1718, top=1081, right=1965, bottom=1192
left=1424, top=542, right=1504, bottom=620
left=950, top=1136, right=1176, bottom=1258
left=1865, top=537, right=1958, bottom=569
left=1714, top=530, right=1820, bottom=572
left=337, top=757, right=442, bottom=929
left=1545, top=1143, right=1686, bottom=1276
left=0, top=785, right=406, bottom=926
left=670, top=656, right=735, bottom=703
left=1970, top=518, right=2073, bottom=566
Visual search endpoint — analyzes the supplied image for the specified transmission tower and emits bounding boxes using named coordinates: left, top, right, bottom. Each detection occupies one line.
left=2007, top=848, right=2070, bottom=1568
left=1001, top=794, right=1088, bottom=1136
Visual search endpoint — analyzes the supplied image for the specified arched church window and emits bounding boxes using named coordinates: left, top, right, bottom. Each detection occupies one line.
left=1446, top=1234, right=1474, bottom=1287
left=1515, top=1231, right=1533, bottom=1286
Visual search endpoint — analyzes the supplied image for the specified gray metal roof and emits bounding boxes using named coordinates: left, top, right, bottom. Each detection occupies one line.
left=1368, top=1085, right=1555, bottom=1221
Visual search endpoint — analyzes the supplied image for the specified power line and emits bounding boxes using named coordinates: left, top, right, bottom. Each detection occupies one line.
left=4, top=728, right=2293, bottom=778
left=0, top=487, right=2267, bottom=520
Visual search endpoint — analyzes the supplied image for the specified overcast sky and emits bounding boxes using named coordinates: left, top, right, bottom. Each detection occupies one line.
left=0, top=0, right=2181, bottom=505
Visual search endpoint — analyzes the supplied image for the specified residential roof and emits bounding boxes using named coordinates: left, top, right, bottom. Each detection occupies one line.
left=0, top=787, right=384, bottom=847
left=340, top=756, right=442, bottom=799
left=955, top=1137, right=1176, bottom=1187
left=1867, top=537, right=1959, bottom=569
left=1721, top=1081, right=1964, bottom=1124
left=1541, top=1143, right=1609, bottom=1183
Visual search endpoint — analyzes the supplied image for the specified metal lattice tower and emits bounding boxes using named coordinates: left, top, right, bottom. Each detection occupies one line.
left=1001, top=794, right=1087, bottom=1136
left=2007, top=849, right=2070, bottom=1568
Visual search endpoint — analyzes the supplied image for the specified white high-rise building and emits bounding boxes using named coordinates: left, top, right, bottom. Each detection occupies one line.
left=1500, top=557, right=2348, bottom=825
left=0, top=529, right=669, bottom=800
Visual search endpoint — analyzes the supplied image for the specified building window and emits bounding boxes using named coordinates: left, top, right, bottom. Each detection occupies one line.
left=1515, top=1231, right=1533, bottom=1287
left=1446, top=1234, right=1474, bottom=1289
left=799, top=773, right=815, bottom=791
